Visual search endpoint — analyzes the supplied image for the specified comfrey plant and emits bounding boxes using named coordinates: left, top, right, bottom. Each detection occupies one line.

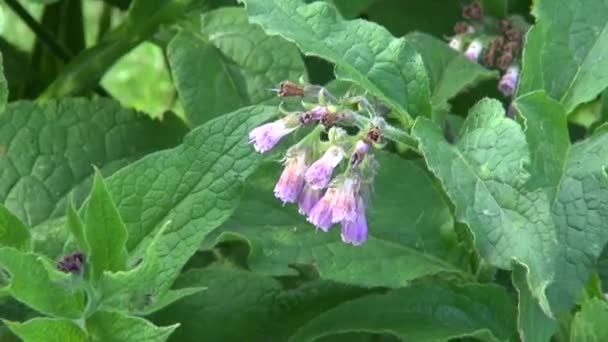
left=248, top=80, right=401, bottom=245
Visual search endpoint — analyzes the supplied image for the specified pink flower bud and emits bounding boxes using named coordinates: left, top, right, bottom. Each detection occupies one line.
left=498, top=66, right=519, bottom=97
left=350, top=140, right=370, bottom=167
left=274, top=151, right=307, bottom=204
left=299, top=106, right=327, bottom=125
left=340, top=198, right=368, bottom=246
left=298, top=184, right=322, bottom=216
left=464, top=40, right=483, bottom=62
left=304, top=146, right=344, bottom=190
left=249, top=118, right=296, bottom=153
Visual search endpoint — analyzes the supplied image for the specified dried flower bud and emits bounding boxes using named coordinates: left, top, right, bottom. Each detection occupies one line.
left=274, top=150, right=307, bottom=204
left=483, top=49, right=495, bottom=67
left=505, top=28, right=522, bottom=43
left=464, top=40, right=483, bottom=62
left=498, top=19, right=512, bottom=34
left=350, top=140, right=370, bottom=167
left=462, top=1, right=483, bottom=20
left=299, top=106, right=327, bottom=125
left=277, top=80, right=304, bottom=97
left=502, top=41, right=520, bottom=55
left=57, top=252, right=85, bottom=274
left=454, top=22, right=472, bottom=34
left=366, top=127, right=380, bottom=143
left=496, top=52, right=513, bottom=71
left=498, top=66, right=519, bottom=97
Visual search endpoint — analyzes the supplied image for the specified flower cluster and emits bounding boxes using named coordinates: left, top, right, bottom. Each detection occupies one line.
left=248, top=81, right=390, bottom=245
left=57, top=251, right=85, bottom=274
left=446, top=1, right=527, bottom=112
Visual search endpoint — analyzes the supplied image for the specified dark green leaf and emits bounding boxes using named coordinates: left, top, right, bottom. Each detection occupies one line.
left=0, top=99, right=186, bottom=230
left=168, top=7, right=306, bottom=126
left=240, top=0, right=432, bottom=125
left=4, top=317, right=86, bottom=342
left=0, top=205, right=31, bottom=251
left=84, top=171, right=128, bottom=280
left=289, top=283, right=517, bottom=342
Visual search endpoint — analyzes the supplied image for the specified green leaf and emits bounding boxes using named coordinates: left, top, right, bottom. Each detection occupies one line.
left=151, top=267, right=369, bottom=341
left=66, top=196, right=87, bottom=254
left=205, top=152, right=464, bottom=287
left=289, top=283, right=517, bottom=342
left=570, top=298, right=608, bottom=341
left=518, top=0, right=608, bottom=112
left=0, top=99, right=187, bottom=230
left=0, top=247, right=84, bottom=318
left=104, top=106, right=274, bottom=296
left=240, top=0, right=432, bottom=125
left=87, top=310, right=177, bottom=342
left=328, top=0, right=377, bottom=18
left=405, top=32, right=498, bottom=108
left=0, top=205, right=31, bottom=251
left=413, top=93, right=608, bottom=316
left=168, top=7, right=306, bottom=126
left=4, top=317, right=86, bottom=342
left=84, top=171, right=129, bottom=280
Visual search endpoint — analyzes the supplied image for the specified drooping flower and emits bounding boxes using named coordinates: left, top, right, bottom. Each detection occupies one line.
left=249, top=117, right=297, bottom=153
left=304, top=146, right=344, bottom=190
left=298, top=184, right=322, bottom=216
left=331, top=177, right=359, bottom=223
left=307, top=188, right=337, bottom=231
left=274, top=150, right=307, bottom=204
left=498, top=66, right=519, bottom=97
left=340, top=198, right=368, bottom=246
left=464, top=40, right=483, bottom=62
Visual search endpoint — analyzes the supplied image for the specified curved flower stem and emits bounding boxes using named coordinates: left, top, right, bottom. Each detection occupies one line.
left=349, top=112, right=419, bottom=152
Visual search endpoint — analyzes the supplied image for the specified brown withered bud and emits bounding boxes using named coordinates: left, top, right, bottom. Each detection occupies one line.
left=277, top=80, right=304, bottom=97
left=366, top=127, right=381, bottom=144
left=462, top=1, right=483, bottom=20
left=483, top=49, right=496, bottom=67
left=454, top=21, right=471, bottom=34
left=496, top=52, right=514, bottom=71
left=498, top=19, right=513, bottom=34
left=320, top=111, right=346, bottom=128
left=503, top=41, right=520, bottom=55
left=505, top=28, right=522, bottom=43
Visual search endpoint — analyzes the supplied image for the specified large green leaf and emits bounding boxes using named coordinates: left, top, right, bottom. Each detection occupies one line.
left=87, top=310, right=177, bottom=342
left=412, top=93, right=608, bottom=316
left=0, top=247, right=84, bottom=318
left=0, top=205, right=31, bottom=251
left=151, top=267, right=369, bottom=342
left=84, top=171, right=128, bottom=281
left=4, top=317, right=86, bottom=342
left=168, top=7, right=306, bottom=126
left=0, top=99, right=186, bottom=229
left=204, top=152, right=464, bottom=287
left=570, top=298, right=608, bottom=341
left=518, top=0, right=608, bottom=112
left=289, top=283, right=517, bottom=342
left=240, top=0, right=431, bottom=125
left=104, top=106, right=274, bottom=296
left=406, top=32, right=498, bottom=108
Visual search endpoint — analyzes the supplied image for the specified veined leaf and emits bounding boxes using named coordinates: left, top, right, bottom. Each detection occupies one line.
left=518, top=0, right=608, bottom=112
left=168, top=7, right=306, bottom=126
left=4, top=317, right=86, bottom=342
left=0, top=205, right=31, bottom=251
left=86, top=310, right=177, bottom=342
left=413, top=92, right=608, bottom=317
left=240, top=0, right=432, bottom=125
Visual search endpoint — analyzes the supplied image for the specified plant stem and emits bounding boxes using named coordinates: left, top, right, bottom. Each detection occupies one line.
left=4, top=0, right=72, bottom=62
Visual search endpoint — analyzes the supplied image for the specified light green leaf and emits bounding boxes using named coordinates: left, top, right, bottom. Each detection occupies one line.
left=0, top=205, right=30, bottom=251
left=168, top=7, right=306, bottom=126
left=0, top=99, right=187, bottom=229
left=151, top=267, right=369, bottom=342
left=413, top=93, right=608, bottom=316
left=4, top=317, right=86, bottom=342
left=240, top=0, right=432, bottom=125
left=87, top=310, right=177, bottom=342
left=0, top=247, right=84, bottom=318
left=406, top=32, right=498, bottom=108
left=570, top=298, right=608, bottom=341
left=518, top=0, right=608, bottom=112
left=84, top=171, right=128, bottom=281
left=66, top=196, right=86, bottom=254
left=289, top=283, right=517, bottom=342
left=205, top=152, right=464, bottom=286
left=105, top=106, right=275, bottom=297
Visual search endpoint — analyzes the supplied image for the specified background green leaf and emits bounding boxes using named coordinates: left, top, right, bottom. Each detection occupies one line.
left=570, top=298, right=608, bottom=341
left=4, top=317, right=86, bottom=342
left=240, top=0, right=431, bottom=125
left=168, top=7, right=306, bottom=126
